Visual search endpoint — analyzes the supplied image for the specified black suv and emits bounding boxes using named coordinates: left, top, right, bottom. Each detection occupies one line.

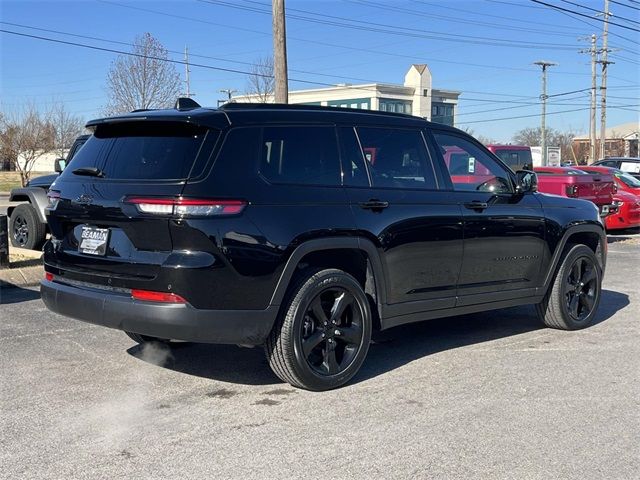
left=41, top=102, right=606, bottom=390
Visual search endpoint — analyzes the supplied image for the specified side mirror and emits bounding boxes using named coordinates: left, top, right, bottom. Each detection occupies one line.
left=515, top=170, right=537, bottom=193
left=54, top=158, right=66, bottom=173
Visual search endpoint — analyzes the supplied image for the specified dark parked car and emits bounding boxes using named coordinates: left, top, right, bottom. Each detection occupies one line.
left=593, top=157, right=640, bottom=180
left=8, top=134, right=90, bottom=249
left=41, top=101, right=607, bottom=390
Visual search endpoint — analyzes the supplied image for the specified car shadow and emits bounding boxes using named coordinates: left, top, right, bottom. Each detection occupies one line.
left=0, top=285, right=41, bottom=304
left=128, top=289, right=629, bottom=388
left=607, top=228, right=639, bottom=243
left=353, top=288, right=628, bottom=385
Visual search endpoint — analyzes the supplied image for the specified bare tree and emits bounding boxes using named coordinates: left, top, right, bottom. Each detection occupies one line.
left=245, top=56, right=275, bottom=103
left=0, top=104, right=55, bottom=186
left=49, top=101, right=84, bottom=158
left=461, top=127, right=496, bottom=146
left=513, top=127, right=576, bottom=161
left=105, top=33, right=181, bottom=115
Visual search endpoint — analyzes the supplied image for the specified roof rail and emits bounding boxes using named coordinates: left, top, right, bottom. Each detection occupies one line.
left=175, top=97, right=201, bottom=111
left=219, top=102, right=417, bottom=118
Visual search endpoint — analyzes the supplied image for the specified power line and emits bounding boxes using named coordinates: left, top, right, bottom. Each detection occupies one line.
left=458, top=104, right=638, bottom=124
left=200, top=0, right=581, bottom=50
left=559, top=0, right=640, bottom=23
left=2, top=26, right=533, bottom=101
left=350, top=0, right=585, bottom=39
left=414, top=0, right=592, bottom=33
left=97, top=0, right=605, bottom=77
left=488, top=0, right=639, bottom=45
left=529, top=0, right=640, bottom=32
left=609, top=0, right=640, bottom=11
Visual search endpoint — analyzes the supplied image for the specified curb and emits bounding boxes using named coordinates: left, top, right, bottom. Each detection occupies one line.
left=10, top=246, right=44, bottom=260
left=0, top=265, right=43, bottom=289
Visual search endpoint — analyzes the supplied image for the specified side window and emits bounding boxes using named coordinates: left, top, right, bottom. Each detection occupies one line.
left=356, top=127, right=436, bottom=189
left=432, top=132, right=513, bottom=193
left=337, top=126, right=369, bottom=187
left=259, top=126, right=340, bottom=186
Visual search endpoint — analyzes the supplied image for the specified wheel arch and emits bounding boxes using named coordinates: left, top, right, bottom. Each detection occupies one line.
left=269, top=237, right=387, bottom=323
left=541, top=224, right=606, bottom=293
left=8, top=188, right=48, bottom=224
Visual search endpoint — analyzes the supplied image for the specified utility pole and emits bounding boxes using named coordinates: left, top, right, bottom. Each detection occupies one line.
left=183, top=46, right=194, bottom=98
left=272, top=0, right=288, bottom=103
left=580, top=34, right=598, bottom=164
left=598, top=0, right=612, bottom=159
left=218, top=89, right=237, bottom=107
left=534, top=61, right=557, bottom=166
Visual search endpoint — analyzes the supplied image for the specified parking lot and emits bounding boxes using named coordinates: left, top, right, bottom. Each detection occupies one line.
left=0, top=236, right=638, bottom=479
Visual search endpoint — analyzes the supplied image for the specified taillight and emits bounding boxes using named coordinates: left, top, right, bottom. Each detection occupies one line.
left=612, top=183, right=618, bottom=194
left=124, top=197, right=247, bottom=217
left=47, top=190, right=61, bottom=209
left=565, top=185, right=579, bottom=197
left=131, top=289, right=187, bottom=304
left=45, top=272, right=54, bottom=281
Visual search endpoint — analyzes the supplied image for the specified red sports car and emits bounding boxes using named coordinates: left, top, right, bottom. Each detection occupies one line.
left=606, top=190, right=640, bottom=230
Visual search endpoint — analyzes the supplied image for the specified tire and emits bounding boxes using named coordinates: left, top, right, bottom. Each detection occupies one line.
left=9, top=204, right=46, bottom=250
left=265, top=268, right=372, bottom=391
left=536, top=244, right=602, bottom=330
left=125, top=331, right=170, bottom=344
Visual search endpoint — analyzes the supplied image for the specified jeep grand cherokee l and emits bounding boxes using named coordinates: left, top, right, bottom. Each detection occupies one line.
left=41, top=101, right=607, bottom=391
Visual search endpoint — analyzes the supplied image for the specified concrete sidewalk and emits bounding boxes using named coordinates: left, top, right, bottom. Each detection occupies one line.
left=0, top=246, right=43, bottom=289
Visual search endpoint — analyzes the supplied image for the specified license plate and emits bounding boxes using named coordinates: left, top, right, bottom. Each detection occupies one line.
left=79, top=226, right=110, bottom=256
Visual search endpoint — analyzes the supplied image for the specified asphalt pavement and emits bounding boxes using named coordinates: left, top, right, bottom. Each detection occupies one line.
left=1, top=239, right=638, bottom=479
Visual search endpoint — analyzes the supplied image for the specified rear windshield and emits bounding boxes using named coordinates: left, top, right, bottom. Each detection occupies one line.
left=493, top=149, right=533, bottom=171
left=68, top=122, right=209, bottom=180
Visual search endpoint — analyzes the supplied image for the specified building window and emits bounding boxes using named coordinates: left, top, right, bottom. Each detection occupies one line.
left=379, top=98, right=412, bottom=115
left=431, top=102, right=454, bottom=126
left=327, top=97, right=371, bottom=110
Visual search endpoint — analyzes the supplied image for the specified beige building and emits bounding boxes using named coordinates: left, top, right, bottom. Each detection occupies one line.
left=573, top=121, right=640, bottom=162
left=232, top=64, right=461, bottom=127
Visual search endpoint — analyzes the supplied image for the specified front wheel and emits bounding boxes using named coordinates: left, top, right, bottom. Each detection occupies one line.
left=265, top=269, right=372, bottom=391
left=536, top=244, right=602, bottom=330
left=9, top=204, right=46, bottom=250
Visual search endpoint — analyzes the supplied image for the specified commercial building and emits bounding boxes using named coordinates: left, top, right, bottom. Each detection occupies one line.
left=232, top=64, right=461, bottom=126
left=573, top=121, right=639, bottom=162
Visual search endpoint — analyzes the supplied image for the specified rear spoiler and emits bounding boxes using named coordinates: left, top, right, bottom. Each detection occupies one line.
left=85, top=109, right=230, bottom=131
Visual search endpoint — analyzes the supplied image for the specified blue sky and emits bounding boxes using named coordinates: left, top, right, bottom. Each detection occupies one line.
left=1, top=0, right=638, bottom=142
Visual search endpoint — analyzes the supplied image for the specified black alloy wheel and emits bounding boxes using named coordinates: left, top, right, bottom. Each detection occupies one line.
left=537, top=244, right=602, bottom=330
left=9, top=204, right=46, bottom=250
left=301, top=287, right=364, bottom=376
left=12, top=213, right=29, bottom=247
left=563, top=256, right=598, bottom=322
left=266, top=268, right=372, bottom=391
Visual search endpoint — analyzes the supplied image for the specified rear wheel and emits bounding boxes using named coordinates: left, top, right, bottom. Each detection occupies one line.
left=265, top=268, right=372, bottom=391
left=536, top=244, right=602, bottom=330
left=9, top=204, right=46, bottom=250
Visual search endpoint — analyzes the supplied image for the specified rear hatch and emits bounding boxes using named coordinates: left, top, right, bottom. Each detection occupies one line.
left=45, top=120, right=219, bottom=284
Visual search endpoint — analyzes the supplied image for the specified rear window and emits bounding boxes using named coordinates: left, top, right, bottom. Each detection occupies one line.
left=493, top=149, right=533, bottom=172
left=69, top=122, right=209, bottom=180
left=259, top=126, right=340, bottom=186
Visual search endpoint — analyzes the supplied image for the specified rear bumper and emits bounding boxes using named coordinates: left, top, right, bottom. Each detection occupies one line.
left=40, top=280, right=278, bottom=345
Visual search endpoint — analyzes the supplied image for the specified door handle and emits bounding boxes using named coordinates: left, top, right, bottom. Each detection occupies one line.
left=359, top=199, right=389, bottom=211
left=463, top=201, right=489, bottom=211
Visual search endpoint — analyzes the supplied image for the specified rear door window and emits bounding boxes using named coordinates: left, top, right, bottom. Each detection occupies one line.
left=71, top=122, right=210, bottom=181
left=355, top=127, right=436, bottom=189
left=259, top=126, right=341, bottom=186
